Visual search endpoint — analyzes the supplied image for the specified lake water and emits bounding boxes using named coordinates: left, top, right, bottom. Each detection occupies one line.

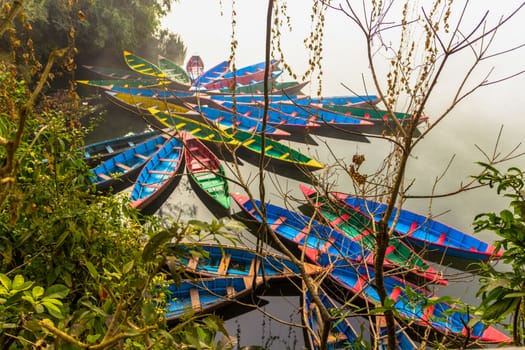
left=83, top=91, right=522, bottom=349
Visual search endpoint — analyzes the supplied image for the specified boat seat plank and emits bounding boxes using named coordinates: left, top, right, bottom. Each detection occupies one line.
left=190, top=288, right=201, bottom=311
left=135, top=153, right=149, bottom=160
left=115, top=162, right=131, bottom=171
left=217, top=253, right=232, bottom=276
left=159, top=158, right=180, bottom=162
left=97, top=173, right=113, bottom=181
left=226, top=285, right=235, bottom=298
left=148, top=170, right=173, bottom=175
left=105, top=145, right=114, bottom=153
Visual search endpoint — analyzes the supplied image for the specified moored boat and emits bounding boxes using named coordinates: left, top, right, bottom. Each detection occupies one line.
left=77, top=78, right=170, bottom=89
left=164, top=276, right=262, bottom=322
left=130, top=134, right=185, bottom=210
left=157, top=55, right=192, bottom=87
left=306, top=250, right=510, bottom=345
left=81, top=64, right=152, bottom=80
left=182, top=131, right=231, bottom=210
left=90, top=133, right=170, bottom=193
left=319, top=104, right=429, bottom=125
left=193, top=105, right=290, bottom=137
left=164, top=242, right=323, bottom=281
left=332, top=192, right=503, bottom=262
left=191, top=59, right=230, bottom=90
left=213, top=80, right=309, bottom=95
left=123, top=50, right=166, bottom=78
left=299, top=184, right=446, bottom=285
left=83, top=129, right=161, bottom=166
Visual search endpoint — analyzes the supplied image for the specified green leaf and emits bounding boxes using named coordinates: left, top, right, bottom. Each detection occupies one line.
left=12, top=275, right=25, bottom=290
left=84, top=261, right=99, bottom=280
left=142, top=230, right=176, bottom=262
left=32, top=286, right=44, bottom=299
left=122, top=260, right=134, bottom=274
left=43, top=284, right=69, bottom=299
left=42, top=301, right=64, bottom=319
left=0, top=274, right=11, bottom=290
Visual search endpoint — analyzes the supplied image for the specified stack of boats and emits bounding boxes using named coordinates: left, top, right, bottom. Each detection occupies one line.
left=79, top=51, right=509, bottom=349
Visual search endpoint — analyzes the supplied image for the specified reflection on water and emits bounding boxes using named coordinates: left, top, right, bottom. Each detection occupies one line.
left=84, top=98, right=508, bottom=349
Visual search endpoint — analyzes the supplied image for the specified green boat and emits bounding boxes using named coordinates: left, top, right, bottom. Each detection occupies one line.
left=157, top=55, right=192, bottom=87
left=149, top=108, right=324, bottom=170
left=182, top=131, right=231, bottom=210
left=104, top=91, right=197, bottom=117
left=123, top=50, right=166, bottom=78
left=299, top=184, right=447, bottom=285
left=81, top=64, right=153, bottom=80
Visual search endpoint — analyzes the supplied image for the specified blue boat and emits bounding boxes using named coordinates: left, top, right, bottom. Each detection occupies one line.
left=217, top=100, right=320, bottom=127
left=191, top=59, right=230, bottom=90
left=83, top=129, right=160, bottom=166
left=209, top=94, right=380, bottom=106
left=130, top=135, right=184, bottom=210
left=164, top=276, right=262, bottom=322
left=305, top=250, right=510, bottom=345
left=90, top=133, right=170, bottom=192
left=193, top=105, right=290, bottom=137
left=302, top=285, right=364, bottom=350
left=165, top=243, right=323, bottom=280
left=332, top=192, right=503, bottom=262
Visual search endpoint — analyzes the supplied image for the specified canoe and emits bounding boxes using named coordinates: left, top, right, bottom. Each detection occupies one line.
left=216, top=101, right=320, bottom=128
left=193, top=105, right=291, bottom=136
left=299, top=184, right=446, bottom=285
left=157, top=55, right=192, bottom=87
left=90, top=133, right=170, bottom=193
left=149, top=108, right=324, bottom=170
left=182, top=131, right=231, bottom=210
left=221, top=128, right=325, bottom=170
left=214, top=80, right=309, bottom=95
left=123, top=50, right=166, bottom=78
left=306, top=250, right=510, bottom=345
left=319, top=104, right=429, bottom=124
left=186, top=54, right=206, bottom=80
left=81, top=64, right=153, bottom=80
left=332, top=192, right=503, bottom=262
left=104, top=85, right=195, bottom=99
left=104, top=91, right=197, bottom=118
left=164, top=242, right=323, bottom=280
left=77, top=78, right=170, bottom=89
left=83, top=129, right=161, bottom=166
left=209, top=94, right=380, bottom=106
left=302, top=284, right=363, bottom=350
left=130, top=134, right=185, bottom=210
left=200, top=60, right=282, bottom=91
left=268, top=102, right=374, bottom=126
left=164, top=276, right=262, bottom=322
left=231, top=193, right=373, bottom=265
left=191, top=59, right=230, bottom=90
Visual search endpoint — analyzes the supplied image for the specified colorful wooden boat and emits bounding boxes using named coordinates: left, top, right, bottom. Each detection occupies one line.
left=299, top=185, right=446, bottom=285
left=302, top=285, right=364, bottom=350
left=268, top=102, right=373, bottom=126
left=182, top=132, right=231, bottom=210
left=231, top=193, right=372, bottom=264
left=319, top=104, right=429, bottom=125
left=191, top=59, right=230, bottom=90
left=149, top=108, right=324, bottom=170
left=157, top=55, right=192, bottom=87
left=216, top=100, right=320, bottom=128
left=193, top=105, right=290, bottom=137
left=214, top=80, right=309, bottom=95
left=81, top=64, right=152, bottom=80
left=222, top=128, right=325, bottom=170
left=164, top=276, right=262, bottom=322
left=123, top=50, right=166, bottom=78
left=305, top=250, right=510, bottom=345
left=83, top=130, right=160, bottom=166
left=186, top=54, right=206, bottom=80
left=104, top=85, right=195, bottom=99
left=77, top=78, right=170, bottom=89
left=164, top=242, right=323, bottom=280
left=332, top=192, right=503, bottom=262
left=209, top=94, right=380, bottom=106
left=130, top=134, right=184, bottom=210
left=200, top=60, right=282, bottom=91
left=90, top=133, right=170, bottom=193
left=104, top=91, right=197, bottom=118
